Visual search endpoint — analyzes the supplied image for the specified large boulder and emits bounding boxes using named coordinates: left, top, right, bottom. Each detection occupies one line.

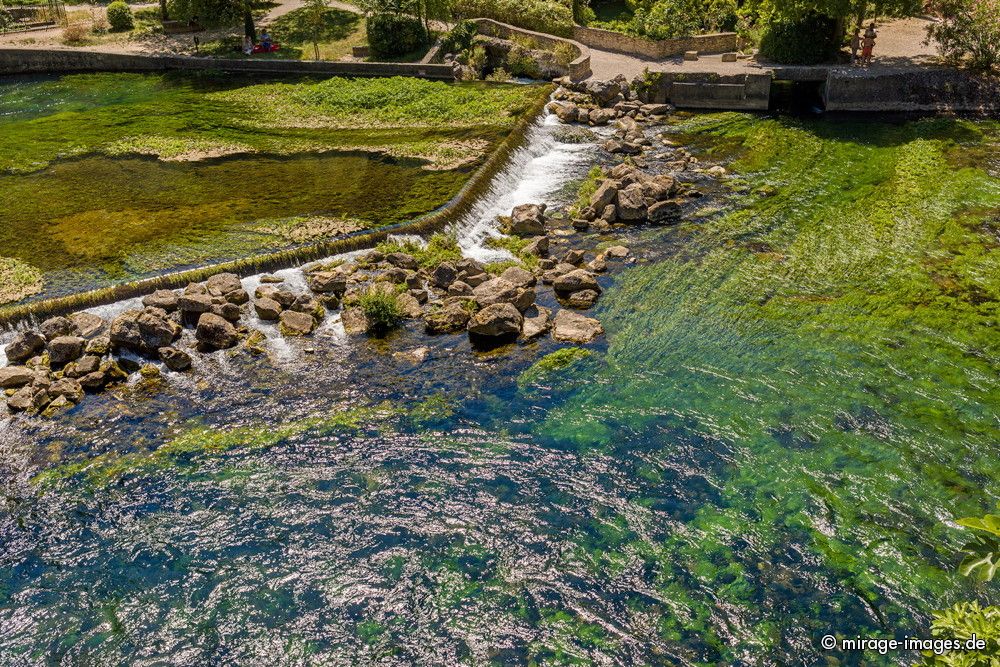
left=616, top=183, right=648, bottom=222
left=279, top=310, right=316, bottom=337
left=48, top=336, right=85, bottom=365
left=68, top=312, right=105, bottom=339
left=143, top=289, right=179, bottom=312
left=589, top=180, right=619, bottom=211
left=649, top=199, right=683, bottom=224
left=509, top=203, right=547, bottom=237
left=39, top=316, right=78, bottom=341
left=473, top=278, right=520, bottom=308
left=65, top=355, right=101, bottom=378
left=523, top=236, right=549, bottom=257
left=307, top=271, right=348, bottom=295
left=385, top=252, right=419, bottom=270
left=49, top=377, right=84, bottom=404
left=542, top=263, right=578, bottom=285
left=500, top=266, right=536, bottom=289
left=586, top=79, right=623, bottom=107
left=138, top=310, right=180, bottom=350
left=430, top=262, right=458, bottom=289
left=206, top=273, right=243, bottom=298
left=552, top=310, right=604, bottom=344
left=195, top=313, right=239, bottom=350
left=564, top=289, right=600, bottom=309
left=177, top=293, right=214, bottom=314
left=5, top=331, right=46, bottom=364
left=424, top=302, right=471, bottom=334
left=397, top=293, right=424, bottom=319
left=521, top=307, right=552, bottom=340
left=158, top=347, right=192, bottom=372
left=0, top=366, right=35, bottom=389
left=553, top=269, right=601, bottom=295
left=467, top=303, right=523, bottom=339
left=254, top=297, right=283, bottom=321
left=456, top=258, right=488, bottom=284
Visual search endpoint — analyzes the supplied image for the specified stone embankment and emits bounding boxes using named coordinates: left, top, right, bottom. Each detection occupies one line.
left=2, top=76, right=719, bottom=418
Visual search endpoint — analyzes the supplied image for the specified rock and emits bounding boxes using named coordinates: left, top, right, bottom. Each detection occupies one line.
left=308, top=271, right=348, bottom=294
left=564, top=289, right=600, bottom=309
left=279, top=310, right=316, bottom=336
left=641, top=103, right=673, bottom=115
left=48, top=377, right=84, bottom=404
left=65, top=355, right=101, bottom=378
left=468, top=303, right=523, bottom=339
left=430, top=262, right=458, bottom=288
left=538, top=258, right=556, bottom=270
left=684, top=50, right=699, bottom=61
left=184, top=282, right=207, bottom=295
left=214, top=302, right=243, bottom=323
left=383, top=267, right=409, bottom=284
left=340, top=307, right=369, bottom=335
left=254, top=297, right=282, bottom=321
left=456, top=258, right=487, bottom=281
left=397, top=292, right=424, bottom=319
left=196, top=313, right=239, bottom=350
left=206, top=273, right=243, bottom=297
left=542, top=263, right=578, bottom=284
left=137, top=310, right=180, bottom=350
left=224, top=288, right=250, bottom=306
left=464, top=272, right=490, bottom=288
left=562, top=249, right=586, bottom=266
left=586, top=79, right=623, bottom=107
left=509, top=203, right=547, bottom=237
left=158, top=347, right=192, bottom=372
left=600, top=204, right=618, bottom=224
left=590, top=180, right=619, bottom=211
left=48, top=336, right=85, bottom=365
left=473, top=278, right=520, bottom=308
left=85, top=336, right=110, bottom=356
left=290, top=295, right=325, bottom=321
left=604, top=245, right=630, bottom=259
left=409, top=288, right=429, bottom=304
left=448, top=281, right=474, bottom=297
left=5, top=331, right=46, bottom=364
left=424, top=303, right=471, bottom=334
left=523, top=236, right=549, bottom=257
left=521, top=307, right=552, bottom=340
left=552, top=310, right=605, bottom=344
left=648, top=199, right=683, bottom=224
left=260, top=274, right=284, bottom=284
left=405, top=271, right=423, bottom=290
left=616, top=184, right=648, bottom=222
left=705, top=165, right=727, bottom=177
left=587, top=257, right=608, bottom=273
left=721, top=52, right=738, bottom=62
left=6, top=386, right=42, bottom=413
left=500, top=266, right=536, bottom=288
left=79, top=371, right=108, bottom=392
left=177, top=293, right=214, bottom=314
left=554, top=269, right=601, bottom=295
left=572, top=218, right=590, bottom=231
left=142, top=290, right=177, bottom=313
left=101, top=360, right=130, bottom=382
left=39, top=316, right=78, bottom=341
left=385, top=252, right=419, bottom=271
left=68, top=312, right=105, bottom=339
left=588, top=108, right=616, bottom=126
left=0, top=366, right=34, bottom=389
left=554, top=102, right=579, bottom=123
left=272, top=289, right=298, bottom=309
left=602, top=139, right=642, bottom=156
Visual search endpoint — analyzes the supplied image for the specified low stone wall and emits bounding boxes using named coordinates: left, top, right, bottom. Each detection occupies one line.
left=572, top=26, right=736, bottom=60
left=638, top=72, right=770, bottom=110
left=825, top=67, right=1000, bottom=113
left=472, top=18, right=592, bottom=81
left=0, top=49, right=456, bottom=80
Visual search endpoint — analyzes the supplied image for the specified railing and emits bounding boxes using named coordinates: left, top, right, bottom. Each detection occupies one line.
left=0, top=0, right=64, bottom=34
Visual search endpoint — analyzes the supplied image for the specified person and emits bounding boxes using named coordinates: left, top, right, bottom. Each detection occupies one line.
left=261, top=30, right=272, bottom=52
left=850, top=28, right=861, bottom=65
left=243, top=34, right=253, bottom=55
left=862, top=22, right=877, bottom=66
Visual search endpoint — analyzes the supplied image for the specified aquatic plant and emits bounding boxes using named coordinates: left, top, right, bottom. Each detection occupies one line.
left=358, top=286, right=404, bottom=333
left=0, top=257, right=43, bottom=305
left=517, top=347, right=592, bottom=387
left=376, top=233, right=463, bottom=269
left=919, top=602, right=1000, bottom=665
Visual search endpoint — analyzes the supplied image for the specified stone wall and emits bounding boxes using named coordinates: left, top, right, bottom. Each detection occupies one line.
left=473, top=18, right=592, bottom=81
left=638, top=72, right=770, bottom=110
left=825, top=67, right=1000, bottom=113
left=572, top=26, right=736, bottom=60
left=0, top=49, right=456, bottom=80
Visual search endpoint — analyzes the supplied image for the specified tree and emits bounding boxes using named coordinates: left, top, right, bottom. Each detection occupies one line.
left=303, top=0, right=328, bottom=59
left=926, top=0, right=1000, bottom=71
left=750, top=0, right=922, bottom=27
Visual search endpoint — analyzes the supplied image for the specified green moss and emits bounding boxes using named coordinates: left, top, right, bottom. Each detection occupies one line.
left=377, top=232, right=463, bottom=269
left=484, top=234, right=541, bottom=270
left=518, top=347, right=593, bottom=387
left=569, top=165, right=605, bottom=217
left=0, top=257, right=43, bottom=305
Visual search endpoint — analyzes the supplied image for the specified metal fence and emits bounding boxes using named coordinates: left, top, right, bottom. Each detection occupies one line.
left=0, top=0, right=66, bottom=34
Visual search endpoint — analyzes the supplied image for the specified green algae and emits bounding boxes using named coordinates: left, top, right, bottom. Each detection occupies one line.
left=531, top=113, right=1000, bottom=659
left=518, top=348, right=593, bottom=388
left=0, top=72, right=547, bottom=304
left=0, top=257, right=43, bottom=305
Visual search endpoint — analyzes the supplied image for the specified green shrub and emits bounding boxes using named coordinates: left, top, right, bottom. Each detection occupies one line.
left=453, top=0, right=574, bottom=37
left=358, top=286, right=403, bottom=333
left=590, top=0, right=737, bottom=40
left=504, top=44, right=542, bottom=78
left=918, top=602, right=1000, bottom=665
left=377, top=233, right=462, bottom=269
left=758, top=12, right=839, bottom=65
left=440, top=19, right=477, bottom=54
left=367, top=12, right=426, bottom=58
left=106, top=1, right=134, bottom=32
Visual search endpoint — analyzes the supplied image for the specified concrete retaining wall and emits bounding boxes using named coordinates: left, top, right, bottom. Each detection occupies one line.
left=473, top=18, right=592, bottom=81
left=639, top=72, right=770, bottom=110
left=0, top=49, right=457, bottom=80
left=825, top=67, right=1000, bottom=113
left=572, top=26, right=736, bottom=60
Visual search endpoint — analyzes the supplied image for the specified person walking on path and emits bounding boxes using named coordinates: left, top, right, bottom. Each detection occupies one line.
left=850, top=28, right=862, bottom=65
left=862, top=22, right=877, bottom=66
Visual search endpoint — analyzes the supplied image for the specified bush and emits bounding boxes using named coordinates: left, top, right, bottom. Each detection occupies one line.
left=504, top=44, right=542, bottom=78
left=357, top=286, right=403, bottom=333
left=453, top=0, right=574, bottom=37
left=440, top=18, right=477, bottom=54
left=106, top=1, right=134, bottom=32
left=366, top=12, right=426, bottom=58
left=927, top=0, right=1000, bottom=71
left=62, top=22, right=89, bottom=43
left=590, top=0, right=737, bottom=39
left=758, top=12, right=839, bottom=65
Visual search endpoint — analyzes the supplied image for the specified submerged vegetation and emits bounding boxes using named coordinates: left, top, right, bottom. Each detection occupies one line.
left=0, top=73, right=547, bottom=306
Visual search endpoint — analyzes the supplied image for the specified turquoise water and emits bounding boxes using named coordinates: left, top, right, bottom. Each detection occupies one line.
left=0, top=112, right=998, bottom=665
